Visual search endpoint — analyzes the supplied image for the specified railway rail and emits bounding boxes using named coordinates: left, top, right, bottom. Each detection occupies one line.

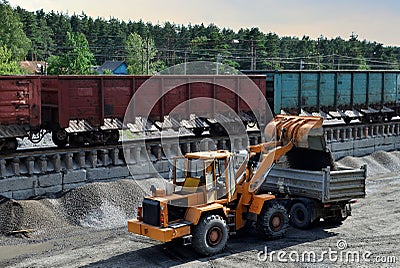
left=1, top=119, right=400, bottom=178
left=0, top=131, right=261, bottom=179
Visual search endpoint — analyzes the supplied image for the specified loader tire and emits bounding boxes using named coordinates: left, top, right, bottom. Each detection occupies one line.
left=289, top=202, right=312, bottom=229
left=256, top=202, right=289, bottom=239
left=192, top=215, right=228, bottom=256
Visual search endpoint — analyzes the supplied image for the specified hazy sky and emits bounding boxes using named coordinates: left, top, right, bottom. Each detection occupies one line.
left=8, top=0, right=400, bottom=46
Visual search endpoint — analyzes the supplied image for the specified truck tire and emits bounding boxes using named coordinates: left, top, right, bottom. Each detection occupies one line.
left=324, top=215, right=347, bottom=226
left=289, top=202, right=313, bottom=229
left=256, top=202, right=289, bottom=239
left=192, top=215, right=228, bottom=256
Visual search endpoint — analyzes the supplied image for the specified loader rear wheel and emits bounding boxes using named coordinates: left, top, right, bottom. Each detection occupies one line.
left=289, top=202, right=312, bottom=229
left=192, top=215, right=228, bottom=256
left=256, top=202, right=289, bottom=239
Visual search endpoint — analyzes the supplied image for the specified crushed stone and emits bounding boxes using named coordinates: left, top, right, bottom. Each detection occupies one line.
left=1, top=150, right=399, bottom=238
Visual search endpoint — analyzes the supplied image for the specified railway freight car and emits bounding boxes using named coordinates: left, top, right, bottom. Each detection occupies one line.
left=0, top=77, right=41, bottom=151
left=245, top=70, right=400, bottom=123
left=0, top=75, right=267, bottom=151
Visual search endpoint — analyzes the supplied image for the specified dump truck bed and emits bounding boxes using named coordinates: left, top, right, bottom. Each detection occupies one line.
left=261, top=165, right=366, bottom=203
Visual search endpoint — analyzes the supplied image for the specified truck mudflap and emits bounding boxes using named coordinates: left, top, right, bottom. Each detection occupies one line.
left=128, top=219, right=191, bottom=242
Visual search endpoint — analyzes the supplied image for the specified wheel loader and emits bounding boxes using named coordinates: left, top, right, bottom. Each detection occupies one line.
left=127, top=115, right=330, bottom=256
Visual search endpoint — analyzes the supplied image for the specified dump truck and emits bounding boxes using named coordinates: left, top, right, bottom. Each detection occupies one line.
left=261, top=164, right=366, bottom=229
left=128, top=115, right=366, bottom=255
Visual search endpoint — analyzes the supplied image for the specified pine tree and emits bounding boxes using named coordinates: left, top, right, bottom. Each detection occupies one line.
left=0, top=0, right=30, bottom=61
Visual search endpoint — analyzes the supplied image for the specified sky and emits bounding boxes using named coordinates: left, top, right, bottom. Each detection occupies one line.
left=7, top=0, right=400, bottom=46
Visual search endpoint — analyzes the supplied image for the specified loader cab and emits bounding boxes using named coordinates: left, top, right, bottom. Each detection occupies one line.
left=173, top=150, right=237, bottom=202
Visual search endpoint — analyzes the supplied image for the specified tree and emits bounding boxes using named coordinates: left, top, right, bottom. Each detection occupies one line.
left=126, top=33, right=162, bottom=74
left=16, top=8, right=54, bottom=61
left=0, top=45, right=21, bottom=74
left=0, top=0, right=31, bottom=61
left=47, top=32, right=95, bottom=74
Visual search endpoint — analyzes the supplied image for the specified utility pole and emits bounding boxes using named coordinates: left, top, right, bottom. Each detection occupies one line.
left=250, top=40, right=257, bottom=70
left=184, top=50, right=187, bottom=75
left=216, top=54, right=222, bottom=75
left=146, top=38, right=150, bottom=75
left=318, top=54, right=321, bottom=70
left=141, top=42, right=144, bottom=74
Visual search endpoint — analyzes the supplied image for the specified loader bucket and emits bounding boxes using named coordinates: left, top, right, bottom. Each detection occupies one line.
left=264, top=115, right=335, bottom=171
left=264, top=115, right=326, bottom=151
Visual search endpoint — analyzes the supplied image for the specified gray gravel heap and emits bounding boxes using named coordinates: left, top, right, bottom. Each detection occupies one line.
left=0, top=178, right=166, bottom=235
left=1, top=150, right=398, bottom=236
left=338, top=150, right=400, bottom=177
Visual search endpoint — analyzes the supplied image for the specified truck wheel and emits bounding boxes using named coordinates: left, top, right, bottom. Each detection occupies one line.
left=192, top=215, right=228, bottom=256
left=52, top=129, right=68, bottom=147
left=324, top=210, right=348, bottom=226
left=325, top=215, right=347, bottom=226
left=289, top=202, right=312, bottom=229
left=256, top=202, right=289, bottom=239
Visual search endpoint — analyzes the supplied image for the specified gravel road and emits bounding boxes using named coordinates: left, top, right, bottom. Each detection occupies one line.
left=0, top=153, right=399, bottom=268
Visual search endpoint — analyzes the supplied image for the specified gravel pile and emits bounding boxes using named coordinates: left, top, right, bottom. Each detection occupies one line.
left=0, top=177, right=167, bottom=235
left=0, top=198, right=68, bottom=235
left=1, top=150, right=399, bottom=237
left=60, top=179, right=153, bottom=228
left=337, top=150, right=400, bottom=177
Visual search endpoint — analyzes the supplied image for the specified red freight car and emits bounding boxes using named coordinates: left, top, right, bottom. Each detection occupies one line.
left=0, top=76, right=41, bottom=151
left=0, top=75, right=267, bottom=151
left=40, top=76, right=150, bottom=146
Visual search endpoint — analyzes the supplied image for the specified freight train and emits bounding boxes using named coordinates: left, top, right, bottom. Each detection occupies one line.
left=1, top=70, right=400, bottom=152
left=247, top=70, right=400, bottom=124
left=0, top=75, right=266, bottom=152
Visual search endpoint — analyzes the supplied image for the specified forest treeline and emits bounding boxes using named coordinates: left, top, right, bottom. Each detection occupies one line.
left=1, top=0, right=400, bottom=74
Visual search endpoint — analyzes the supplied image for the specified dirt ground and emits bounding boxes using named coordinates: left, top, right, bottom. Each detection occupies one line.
left=0, top=165, right=399, bottom=267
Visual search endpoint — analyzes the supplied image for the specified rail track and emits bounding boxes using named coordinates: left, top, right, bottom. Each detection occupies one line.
left=1, top=119, right=400, bottom=180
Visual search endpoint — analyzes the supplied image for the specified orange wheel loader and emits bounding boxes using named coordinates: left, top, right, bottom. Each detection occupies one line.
left=128, top=115, right=342, bottom=256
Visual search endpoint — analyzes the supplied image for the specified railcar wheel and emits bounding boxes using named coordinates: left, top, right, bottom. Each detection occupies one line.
left=52, top=129, right=68, bottom=147
left=192, top=215, right=228, bottom=256
left=107, top=130, right=120, bottom=144
left=1, top=138, right=18, bottom=152
left=192, top=128, right=204, bottom=137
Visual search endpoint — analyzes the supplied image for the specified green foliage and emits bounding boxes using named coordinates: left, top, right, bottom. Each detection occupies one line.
left=15, top=8, right=54, bottom=61
left=0, top=1, right=31, bottom=61
left=5, top=3, right=400, bottom=71
left=0, top=45, right=22, bottom=74
left=47, top=32, right=95, bottom=74
left=102, top=69, right=113, bottom=75
left=126, top=33, right=161, bottom=74
left=357, top=57, right=371, bottom=70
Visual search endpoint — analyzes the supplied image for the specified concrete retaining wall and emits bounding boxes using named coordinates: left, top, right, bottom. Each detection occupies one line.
left=1, top=123, right=400, bottom=200
left=0, top=161, right=173, bottom=199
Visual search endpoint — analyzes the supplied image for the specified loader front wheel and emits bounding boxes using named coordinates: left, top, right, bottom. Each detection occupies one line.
left=256, top=202, right=289, bottom=239
left=192, top=215, right=228, bottom=256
